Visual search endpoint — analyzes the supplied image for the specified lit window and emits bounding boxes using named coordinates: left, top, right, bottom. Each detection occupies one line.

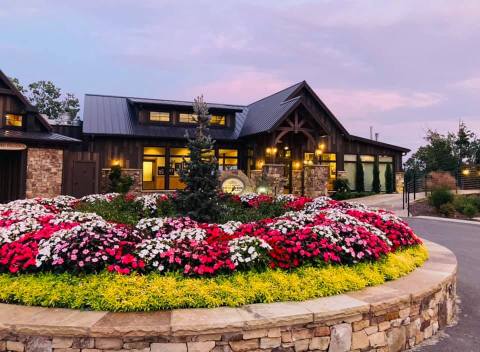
left=5, top=114, right=22, bottom=127
left=179, top=113, right=198, bottom=124
left=149, top=111, right=170, bottom=122
left=210, top=115, right=226, bottom=126
left=218, top=149, right=238, bottom=171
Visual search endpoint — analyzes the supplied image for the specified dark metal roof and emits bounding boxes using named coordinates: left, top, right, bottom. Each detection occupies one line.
left=0, top=130, right=81, bottom=144
left=127, top=97, right=244, bottom=111
left=83, top=95, right=240, bottom=140
left=348, top=135, right=410, bottom=153
left=239, top=82, right=303, bottom=137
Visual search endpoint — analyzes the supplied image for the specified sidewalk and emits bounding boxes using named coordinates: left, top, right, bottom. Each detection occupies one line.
left=345, top=193, right=413, bottom=217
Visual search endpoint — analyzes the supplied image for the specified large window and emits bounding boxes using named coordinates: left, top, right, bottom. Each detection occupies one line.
left=169, top=147, right=190, bottom=190
left=149, top=111, right=170, bottom=123
left=319, top=153, right=336, bottom=190
left=210, top=115, right=226, bottom=126
left=179, top=113, right=198, bottom=124
left=4, top=114, right=23, bottom=128
left=142, top=147, right=166, bottom=190
left=218, top=149, right=238, bottom=171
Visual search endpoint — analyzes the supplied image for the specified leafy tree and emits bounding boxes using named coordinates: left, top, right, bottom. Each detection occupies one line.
left=355, top=155, right=365, bottom=192
left=454, top=121, right=475, bottom=165
left=177, top=95, right=220, bottom=222
left=372, top=158, right=381, bottom=193
left=8, top=77, right=80, bottom=121
left=385, top=163, right=394, bottom=194
left=28, top=81, right=63, bottom=119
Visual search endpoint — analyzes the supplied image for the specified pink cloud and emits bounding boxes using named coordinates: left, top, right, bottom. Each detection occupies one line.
left=316, top=88, right=443, bottom=118
left=189, top=71, right=290, bottom=104
left=452, top=75, right=480, bottom=92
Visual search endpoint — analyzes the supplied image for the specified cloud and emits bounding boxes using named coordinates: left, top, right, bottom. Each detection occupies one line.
left=315, top=88, right=443, bottom=118
left=451, top=76, right=480, bottom=92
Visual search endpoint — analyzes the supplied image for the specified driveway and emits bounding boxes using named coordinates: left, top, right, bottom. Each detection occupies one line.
left=406, top=217, right=480, bottom=351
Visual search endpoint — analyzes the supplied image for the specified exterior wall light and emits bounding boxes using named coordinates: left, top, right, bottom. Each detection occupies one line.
left=462, top=169, right=470, bottom=176
left=111, top=159, right=122, bottom=167
left=293, top=161, right=302, bottom=169
left=315, top=149, right=323, bottom=156
left=318, top=143, right=326, bottom=150
left=266, top=147, right=272, bottom=155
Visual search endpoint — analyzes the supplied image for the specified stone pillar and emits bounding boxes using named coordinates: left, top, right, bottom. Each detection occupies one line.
left=395, top=172, right=405, bottom=193
left=292, top=170, right=302, bottom=195
left=101, top=168, right=142, bottom=194
left=303, top=165, right=329, bottom=197
left=261, top=164, right=286, bottom=195
left=26, top=148, right=63, bottom=198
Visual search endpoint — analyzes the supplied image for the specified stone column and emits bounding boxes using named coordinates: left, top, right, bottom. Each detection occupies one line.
left=261, top=164, right=286, bottom=195
left=291, top=170, right=303, bottom=195
left=26, top=148, right=63, bottom=198
left=395, top=172, right=405, bottom=193
left=303, top=165, right=329, bottom=197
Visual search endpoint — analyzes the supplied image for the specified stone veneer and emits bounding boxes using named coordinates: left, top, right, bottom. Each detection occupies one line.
left=26, top=148, right=63, bottom=199
left=100, top=169, right=142, bottom=194
left=0, top=240, right=457, bottom=352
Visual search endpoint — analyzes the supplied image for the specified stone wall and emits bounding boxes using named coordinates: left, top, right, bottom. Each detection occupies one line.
left=100, top=168, right=142, bottom=193
left=26, top=148, right=63, bottom=198
left=0, top=241, right=457, bottom=352
left=304, top=165, right=329, bottom=198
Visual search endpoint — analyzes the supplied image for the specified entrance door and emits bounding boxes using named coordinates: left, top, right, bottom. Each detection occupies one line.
left=0, top=150, right=26, bottom=203
left=72, top=161, right=96, bottom=198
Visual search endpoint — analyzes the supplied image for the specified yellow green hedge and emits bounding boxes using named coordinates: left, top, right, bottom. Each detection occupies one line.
left=0, top=245, right=428, bottom=312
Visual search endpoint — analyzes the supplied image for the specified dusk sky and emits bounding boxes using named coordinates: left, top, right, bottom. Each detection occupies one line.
left=1, top=0, right=479, bottom=152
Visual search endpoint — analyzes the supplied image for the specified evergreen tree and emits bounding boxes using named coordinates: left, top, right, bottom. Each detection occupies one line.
left=385, top=163, right=394, bottom=194
left=355, top=156, right=365, bottom=192
left=177, top=95, right=220, bottom=222
left=372, top=158, right=381, bottom=193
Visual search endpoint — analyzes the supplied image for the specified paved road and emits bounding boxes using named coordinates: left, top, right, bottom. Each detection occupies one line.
left=406, top=217, right=480, bottom=351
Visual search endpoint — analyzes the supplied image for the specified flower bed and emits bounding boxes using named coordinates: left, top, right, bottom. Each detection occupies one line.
left=0, top=193, right=426, bottom=311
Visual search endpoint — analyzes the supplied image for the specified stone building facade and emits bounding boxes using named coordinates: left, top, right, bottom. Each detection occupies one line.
left=25, top=148, right=64, bottom=199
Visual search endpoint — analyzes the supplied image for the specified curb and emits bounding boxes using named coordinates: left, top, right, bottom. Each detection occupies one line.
left=413, top=216, right=480, bottom=226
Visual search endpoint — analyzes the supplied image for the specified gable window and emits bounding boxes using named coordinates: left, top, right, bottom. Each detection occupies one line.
left=4, top=114, right=23, bottom=128
left=149, top=111, right=170, bottom=122
left=210, top=115, right=226, bottom=126
left=179, top=113, right=198, bottom=124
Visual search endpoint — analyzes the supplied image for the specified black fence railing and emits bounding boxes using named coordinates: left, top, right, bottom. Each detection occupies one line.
left=403, top=167, right=480, bottom=216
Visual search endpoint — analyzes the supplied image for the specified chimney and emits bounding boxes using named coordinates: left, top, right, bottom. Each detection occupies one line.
left=370, top=126, right=373, bottom=140
left=375, top=132, right=379, bottom=141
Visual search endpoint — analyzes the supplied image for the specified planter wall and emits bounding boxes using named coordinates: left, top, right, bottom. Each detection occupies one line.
left=0, top=240, right=457, bottom=352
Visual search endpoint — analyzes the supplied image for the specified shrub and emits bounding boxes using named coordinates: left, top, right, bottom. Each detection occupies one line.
left=385, top=164, right=394, bottom=194
left=333, top=179, right=350, bottom=193
left=462, top=204, right=478, bottom=218
left=331, top=192, right=374, bottom=201
left=372, top=159, right=381, bottom=193
left=355, top=156, right=365, bottom=192
left=429, top=188, right=454, bottom=209
left=438, top=203, right=455, bottom=217
left=427, top=171, right=456, bottom=190
left=108, top=166, right=133, bottom=193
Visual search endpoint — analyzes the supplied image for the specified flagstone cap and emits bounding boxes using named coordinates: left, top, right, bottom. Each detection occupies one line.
left=0, top=240, right=456, bottom=338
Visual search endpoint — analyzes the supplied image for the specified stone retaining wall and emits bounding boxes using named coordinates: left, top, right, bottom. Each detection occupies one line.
left=0, top=241, right=457, bottom=352
left=26, top=148, right=63, bottom=199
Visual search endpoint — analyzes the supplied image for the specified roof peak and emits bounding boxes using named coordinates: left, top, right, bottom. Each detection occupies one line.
left=247, top=81, right=305, bottom=107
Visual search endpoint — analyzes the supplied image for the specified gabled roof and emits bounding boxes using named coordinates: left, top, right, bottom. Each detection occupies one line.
left=127, top=97, right=244, bottom=111
left=0, top=129, right=81, bottom=144
left=0, top=70, right=52, bottom=132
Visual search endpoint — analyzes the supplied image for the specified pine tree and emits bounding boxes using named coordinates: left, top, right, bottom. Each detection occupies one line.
left=177, top=95, right=220, bottom=222
left=355, top=156, right=365, bottom=192
left=372, top=158, right=381, bottom=193
left=385, top=163, right=394, bottom=194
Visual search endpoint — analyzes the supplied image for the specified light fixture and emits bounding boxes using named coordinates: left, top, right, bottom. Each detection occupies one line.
left=294, top=161, right=301, bottom=169
left=462, top=169, right=470, bottom=176
left=111, top=159, right=122, bottom=167
left=266, top=147, right=272, bottom=155
left=257, top=186, right=268, bottom=194
left=315, top=149, right=323, bottom=156
left=284, top=146, right=289, bottom=150
left=272, top=147, right=278, bottom=154
left=318, top=143, right=326, bottom=150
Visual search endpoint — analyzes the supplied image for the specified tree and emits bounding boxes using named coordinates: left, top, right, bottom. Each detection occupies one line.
left=385, top=164, right=394, bottom=194
left=8, top=77, right=80, bottom=122
left=355, top=155, right=365, bottom=192
left=108, top=166, right=133, bottom=193
left=372, top=158, right=381, bottom=193
left=28, top=81, right=63, bottom=119
left=177, top=95, right=220, bottom=222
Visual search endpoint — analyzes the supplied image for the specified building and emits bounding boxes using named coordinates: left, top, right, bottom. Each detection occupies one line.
left=0, top=69, right=409, bottom=202
left=0, top=70, right=80, bottom=203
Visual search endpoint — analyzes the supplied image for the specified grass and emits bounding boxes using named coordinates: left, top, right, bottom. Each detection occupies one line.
left=0, top=245, right=428, bottom=312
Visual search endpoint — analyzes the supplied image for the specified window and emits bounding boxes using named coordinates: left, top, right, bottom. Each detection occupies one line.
left=149, top=111, right=170, bottom=122
left=169, top=147, right=190, bottom=190
left=210, top=115, right=226, bottom=126
left=218, top=148, right=238, bottom=171
left=5, top=114, right=23, bottom=128
left=142, top=147, right=166, bottom=190
left=179, top=113, right=198, bottom=124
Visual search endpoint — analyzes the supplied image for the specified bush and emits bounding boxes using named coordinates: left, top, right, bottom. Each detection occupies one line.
left=429, top=188, right=454, bottom=209
left=462, top=204, right=478, bottom=218
left=331, top=192, right=374, bottom=200
left=372, top=159, right=381, bottom=193
left=355, top=156, right=365, bottom=192
left=333, top=179, right=350, bottom=193
left=427, top=171, right=456, bottom=190
left=0, top=245, right=427, bottom=311
left=385, top=164, right=394, bottom=194
left=108, top=166, right=133, bottom=193
left=438, top=203, right=455, bottom=217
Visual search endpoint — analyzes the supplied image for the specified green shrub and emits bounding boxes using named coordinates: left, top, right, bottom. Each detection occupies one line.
left=355, top=156, right=365, bottom=192
left=429, top=188, right=454, bottom=209
left=333, top=179, right=350, bottom=193
left=438, top=203, right=455, bottom=217
left=462, top=204, right=478, bottom=218
left=108, top=165, right=134, bottom=193
left=76, top=196, right=143, bottom=225
left=385, top=164, right=394, bottom=194
left=372, top=159, right=381, bottom=193
left=0, top=246, right=428, bottom=311
left=331, top=191, right=374, bottom=201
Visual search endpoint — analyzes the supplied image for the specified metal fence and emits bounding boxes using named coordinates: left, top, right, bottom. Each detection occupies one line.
left=403, top=167, right=480, bottom=216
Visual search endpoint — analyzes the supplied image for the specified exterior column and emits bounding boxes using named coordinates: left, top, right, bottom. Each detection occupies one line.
left=303, top=165, right=329, bottom=197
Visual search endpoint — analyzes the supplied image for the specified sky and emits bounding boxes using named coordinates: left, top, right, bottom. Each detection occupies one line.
left=1, top=0, right=479, bottom=152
